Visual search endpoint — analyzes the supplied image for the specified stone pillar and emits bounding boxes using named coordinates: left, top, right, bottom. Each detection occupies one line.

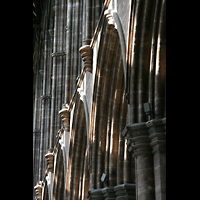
left=102, top=187, right=116, bottom=200
left=59, top=104, right=70, bottom=132
left=122, top=122, right=155, bottom=200
left=86, top=188, right=104, bottom=200
left=45, top=148, right=54, bottom=173
left=34, top=181, right=43, bottom=200
left=146, top=118, right=166, bottom=200
left=83, top=0, right=93, bottom=45
left=114, top=184, right=136, bottom=200
left=79, top=45, right=93, bottom=73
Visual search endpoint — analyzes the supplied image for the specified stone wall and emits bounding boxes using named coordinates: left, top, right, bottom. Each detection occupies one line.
left=33, top=0, right=166, bottom=199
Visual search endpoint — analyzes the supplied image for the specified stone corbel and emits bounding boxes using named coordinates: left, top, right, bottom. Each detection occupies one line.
left=45, top=149, right=54, bottom=173
left=79, top=45, right=93, bottom=73
left=34, top=181, right=43, bottom=200
left=59, top=104, right=70, bottom=132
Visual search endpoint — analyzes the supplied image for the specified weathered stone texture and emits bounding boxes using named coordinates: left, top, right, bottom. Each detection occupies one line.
left=33, top=0, right=166, bottom=200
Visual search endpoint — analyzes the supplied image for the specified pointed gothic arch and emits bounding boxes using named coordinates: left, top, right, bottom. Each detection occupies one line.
left=88, top=8, right=135, bottom=190
left=52, top=143, right=65, bottom=200
left=65, top=94, right=89, bottom=200
left=43, top=180, right=49, bottom=200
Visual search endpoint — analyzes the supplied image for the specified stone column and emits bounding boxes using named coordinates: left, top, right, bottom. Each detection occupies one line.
left=83, top=0, right=93, bottom=45
left=86, top=188, right=104, bottom=200
left=79, top=45, right=93, bottom=73
left=45, top=148, right=54, bottom=173
left=59, top=104, right=70, bottom=132
left=146, top=118, right=166, bottom=200
left=34, top=181, right=43, bottom=200
left=122, top=122, right=155, bottom=200
left=114, top=183, right=136, bottom=200
left=102, top=187, right=116, bottom=200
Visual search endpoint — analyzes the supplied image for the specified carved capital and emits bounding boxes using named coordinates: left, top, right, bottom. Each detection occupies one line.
left=122, top=122, right=152, bottom=156
left=102, top=186, right=116, bottom=199
left=114, top=184, right=136, bottom=200
left=146, top=118, right=166, bottom=154
left=59, top=104, right=70, bottom=132
left=34, top=181, right=43, bottom=200
left=45, top=149, right=54, bottom=173
left=79, top=45, right=93, bottom=73
left=86, top=189, right=104, bottom=200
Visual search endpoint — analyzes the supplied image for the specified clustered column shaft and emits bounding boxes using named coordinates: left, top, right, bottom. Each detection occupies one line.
left=122, top=117, right=166, bottom=200
left=146, top=118, right=166, bottom=200
left=123, top=122, right=155, bottom=200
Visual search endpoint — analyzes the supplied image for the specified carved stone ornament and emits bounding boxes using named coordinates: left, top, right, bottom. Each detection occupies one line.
left=79, top=45, right=93, bottom=73
left=146, top=118, right=166, bottom=154
left=45, top=152, right=54, bottom=173
left=102, top=186, right=116, bottom=199
left=34, top=181, right=43, bottom=200
left=122, top=122, right=152, bottom=156
left=59, top=104, right=70, bottom=132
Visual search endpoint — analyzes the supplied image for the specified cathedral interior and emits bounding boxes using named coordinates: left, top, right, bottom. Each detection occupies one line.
left=33, top=0, right=166, bottom=199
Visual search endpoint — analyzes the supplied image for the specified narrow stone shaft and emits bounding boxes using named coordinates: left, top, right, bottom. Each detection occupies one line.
left=146, top=118, right=166, bottom=200
left=122, top=122, right=155, bottom=200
